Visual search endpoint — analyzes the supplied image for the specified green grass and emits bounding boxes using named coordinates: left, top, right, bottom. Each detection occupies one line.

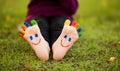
left=0, top=0, right=120, bottom=71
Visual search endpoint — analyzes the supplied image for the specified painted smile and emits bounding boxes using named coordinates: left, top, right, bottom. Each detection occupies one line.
left=31, top=39, right=41, bottom=45
left=61, top=40, right=70, bottom=48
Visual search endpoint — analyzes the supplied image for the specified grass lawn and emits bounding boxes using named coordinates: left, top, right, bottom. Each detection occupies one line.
left=0, top=0, right=120, bottom=71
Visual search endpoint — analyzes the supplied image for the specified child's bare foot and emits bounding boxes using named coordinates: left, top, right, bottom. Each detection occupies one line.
left=19, top=20, right=50, bottom=61
left=52, top=20, right=82, bottom=60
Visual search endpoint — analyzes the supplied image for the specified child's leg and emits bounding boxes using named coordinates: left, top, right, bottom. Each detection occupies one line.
left=50, top=15, right=67, bottom=46
left=19, top=16, right=50, bottom=61
left=51, top=16, right=79, bottom=60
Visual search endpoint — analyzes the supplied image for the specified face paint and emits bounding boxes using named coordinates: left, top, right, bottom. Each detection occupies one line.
left=61, top=35, right=72, bottom=48
left=35, top=34, right=38, bottom=37
left=68, top=38, right=72, bottom=42
left=30, top=36, right=33, bottom=40
left=64, top=35, right=67, bottom=39
left=29, top=33, right=41, bottom=45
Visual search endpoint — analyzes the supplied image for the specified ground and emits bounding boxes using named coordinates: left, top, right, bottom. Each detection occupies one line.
left=0, top=0, right=120, bottom=71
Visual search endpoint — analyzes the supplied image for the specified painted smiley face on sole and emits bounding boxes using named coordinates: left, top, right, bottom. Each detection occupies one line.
left=61, top=34, right=72, bottom=47
left=52, top=26, right=79, bottom=60
left=23, top=25, right=42, bottom=46
left=19, top=20, right=50, bottom=61
left=52, top=19, right=82, bottom=60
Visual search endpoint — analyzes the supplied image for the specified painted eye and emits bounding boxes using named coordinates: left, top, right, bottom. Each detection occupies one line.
left=68, top=38, right=72, bottom=42
left=64, top=35, right=67, bottom=39
left=35, top=34, right=38, bottom=37
left=30, top=36, right=33, bottom=40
